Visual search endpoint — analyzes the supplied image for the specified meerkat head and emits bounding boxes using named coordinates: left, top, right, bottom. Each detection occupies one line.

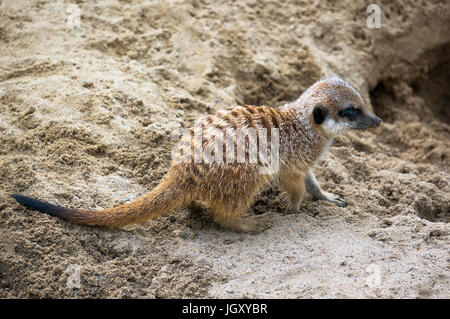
left=299, top=77, right=382, bottom=136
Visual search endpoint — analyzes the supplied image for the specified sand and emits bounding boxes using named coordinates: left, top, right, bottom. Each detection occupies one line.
left=0, top=0, right=449, bottom=298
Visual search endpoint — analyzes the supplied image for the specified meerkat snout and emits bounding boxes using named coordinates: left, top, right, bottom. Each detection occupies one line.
left=337, top=103, right=382, bottom=130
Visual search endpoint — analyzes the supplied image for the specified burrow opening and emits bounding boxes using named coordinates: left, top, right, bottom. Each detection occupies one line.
left=370, top=42, right=450, bottom=125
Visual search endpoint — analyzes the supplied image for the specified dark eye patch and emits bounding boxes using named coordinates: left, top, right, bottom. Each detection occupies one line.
left=313, top=106, right=328, bottom=124
left=339, top=107, right=361, bottom=119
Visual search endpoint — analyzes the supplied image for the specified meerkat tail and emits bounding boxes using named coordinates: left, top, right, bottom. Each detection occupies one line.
left=11, top=177, right=185, bottom=227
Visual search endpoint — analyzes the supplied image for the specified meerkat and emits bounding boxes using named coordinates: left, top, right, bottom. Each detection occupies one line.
left=12, top=77, right=381, bottom=234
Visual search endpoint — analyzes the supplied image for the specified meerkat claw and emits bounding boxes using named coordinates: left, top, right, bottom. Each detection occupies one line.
left=285, top=202, right=302, bottom=214
left=216, top=214, right=273, bottom=234
left=324, top=192, right=347, bottom=207
left=248, top=213, right=274, bottom=232
left=333, top=198, right=348, bottom=207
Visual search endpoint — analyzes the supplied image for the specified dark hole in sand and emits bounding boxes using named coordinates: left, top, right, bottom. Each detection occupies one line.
left=370, top=42, right=450, bottom=125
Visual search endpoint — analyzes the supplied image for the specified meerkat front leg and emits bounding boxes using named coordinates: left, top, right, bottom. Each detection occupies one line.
left=279, top=170, right=305, bottom=213
left=304, top=170, right=347, bottom=207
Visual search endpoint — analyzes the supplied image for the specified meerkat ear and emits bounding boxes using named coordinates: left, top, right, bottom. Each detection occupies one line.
left=313, top=106, right=328, bottom=125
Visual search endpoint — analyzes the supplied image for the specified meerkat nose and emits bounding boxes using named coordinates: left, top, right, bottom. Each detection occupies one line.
left=372, top=115, right=382, bottom=127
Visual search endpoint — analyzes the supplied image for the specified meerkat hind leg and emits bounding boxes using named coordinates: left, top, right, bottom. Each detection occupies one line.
left=187, top=200, right=207, bottom=214
left=304, top=171, right=347, bottom=207
left=211, top=203, right=273, bottom=234
left=215, top=215, right=273, bottom=234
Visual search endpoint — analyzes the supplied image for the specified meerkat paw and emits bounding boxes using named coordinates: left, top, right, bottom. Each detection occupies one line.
left=248, top=213, right=274, bottom=231
left=187, top=200, right=208, bottom=217
left=285, top=201, right=302, bottom=214
left=216, top=214, right=273, bottom=234
left=322, top=192, right=347, bottom=207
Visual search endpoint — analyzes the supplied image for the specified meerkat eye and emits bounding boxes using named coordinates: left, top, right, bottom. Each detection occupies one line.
left=339, top=107, right=361, bottom=119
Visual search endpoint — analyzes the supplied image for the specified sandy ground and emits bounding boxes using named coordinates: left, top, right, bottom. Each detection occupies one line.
left=0, top=0, right=449, bottom=298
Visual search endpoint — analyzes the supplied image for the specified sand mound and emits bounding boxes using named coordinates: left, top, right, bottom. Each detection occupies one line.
left=0, top=0, right=449, bottom=298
